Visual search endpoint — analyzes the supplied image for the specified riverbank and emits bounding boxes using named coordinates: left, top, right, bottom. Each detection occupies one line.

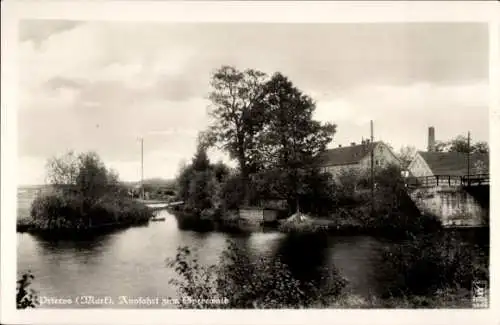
left=326, top=288, right=475, bottom=308
left=169, top=206, right=446, bottom=238
left=17, top=215, right=151, bottom=237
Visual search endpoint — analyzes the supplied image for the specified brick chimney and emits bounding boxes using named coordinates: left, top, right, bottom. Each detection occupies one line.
left=428, top=126, right=435, bottom=152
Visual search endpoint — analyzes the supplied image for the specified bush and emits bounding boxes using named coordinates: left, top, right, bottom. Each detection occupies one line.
left=30, top=191, right=151, bottom=232
left=330, top=164, right=442, bottom=236
left=378, top=231, right=489, bottom=298
left=30, top=192, right=84, bottom=230
left=27, top=150, right=151, bottom=234
left=17, top=271, right=38, bottom=309
left=166, top=240, right=347, bottom=308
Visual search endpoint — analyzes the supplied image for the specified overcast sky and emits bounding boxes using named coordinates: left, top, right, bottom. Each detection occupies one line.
left=18, top=21, right=489, bottom=185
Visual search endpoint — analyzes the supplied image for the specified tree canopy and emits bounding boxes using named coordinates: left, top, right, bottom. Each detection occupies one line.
left=205, top=68, right=337, bottom=211
left=205, top=66, right=268, bottom=179
left=45, top=151, right=121, bottom=199
left=397, top=146, right=417, bottom=170
left=254, top=72, right=336, bottom=211
left=433, top=135, right=489, bottom=154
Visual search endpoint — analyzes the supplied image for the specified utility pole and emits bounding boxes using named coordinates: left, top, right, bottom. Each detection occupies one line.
left=370, top=120, right=375, bottom=216
left=467, top=131, right=471, bottom=186
left=140, top=137, right=144, bottom=200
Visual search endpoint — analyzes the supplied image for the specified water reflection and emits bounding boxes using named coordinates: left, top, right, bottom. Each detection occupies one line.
left=17, top=210, right=488, bottom=308
left=276, top=232, right=330, bottom=283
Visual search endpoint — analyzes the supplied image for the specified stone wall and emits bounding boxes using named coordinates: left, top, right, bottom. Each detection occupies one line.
left=409, top=186, right=488, bottom=227
left=239, top=208, right=264, bottom=224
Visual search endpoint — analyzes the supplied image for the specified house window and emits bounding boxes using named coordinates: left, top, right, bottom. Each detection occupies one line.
left=375, top=160, right=380, bottom=166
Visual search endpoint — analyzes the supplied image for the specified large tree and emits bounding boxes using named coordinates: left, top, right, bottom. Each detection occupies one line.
left=205, top=66, right=268, bottom=179
left=45, top=151, right=121, bottom=199
left=257, top=72, right=336, bottom=212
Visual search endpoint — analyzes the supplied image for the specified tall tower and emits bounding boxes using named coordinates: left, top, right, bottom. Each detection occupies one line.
left=428, top=127, right=435, bottom=152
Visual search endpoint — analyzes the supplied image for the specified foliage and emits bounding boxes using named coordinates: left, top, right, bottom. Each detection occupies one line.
left=258, top=73, right=337, bottom=168
left=255, top=73, right=336, bottom=212
left=397, top=146, right=417, bottom=170
left=433, top=135, right=489, bottom=154
left=176, top=164, right=195, bottom=204
left=166, top=240, right=347, bottom=308
left=331, top=164, right=440, bottom=234
left=30, top=151, right=151, bottom=233
left=378, top=231, right=489, bottom=298
left=45, top=150, right=79, bottom=185
left=17, top=271, right=38, bottom=309
left=186, top=169, right=217, bottom=216
left=205, top=66, right=269, bottom=183
left=205, top=67, right=336, bottom=208
left=30, top=191, right=151, bottom=231
left=45, top=151, right=126, bottom=200
left=176, top=144, right=232, bottom=220
left=218, top=173, right=246, bottom=211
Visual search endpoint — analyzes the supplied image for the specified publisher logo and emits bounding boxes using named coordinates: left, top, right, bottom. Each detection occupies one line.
left=472, top=280, right=488, bottom=308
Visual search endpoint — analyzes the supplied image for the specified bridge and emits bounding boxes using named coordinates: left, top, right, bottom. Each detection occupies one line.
left=405, top=174, right=489, bottom=228
left=405, top=174, right=489, bottom=189
left=135, top=200, right=184, bottom=212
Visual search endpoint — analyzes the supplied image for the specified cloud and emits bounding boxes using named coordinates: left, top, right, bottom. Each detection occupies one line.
left=313, top=82, right=489, bottom=151
left=17, top=21, right=489, bottom=184
left=19, top=20, right=83, bottom=45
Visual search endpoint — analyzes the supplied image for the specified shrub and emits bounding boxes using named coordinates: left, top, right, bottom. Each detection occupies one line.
left=30, top=192, right=83, bottom=230
left=378, top=231, right=489, bottom=298
left=30, top=191, right=151, bottom=232
left=17, top=271, right=38, bottom=309
left=28, top=150, right=151, bottom=234
left=166, top=240, right=347, bottom=308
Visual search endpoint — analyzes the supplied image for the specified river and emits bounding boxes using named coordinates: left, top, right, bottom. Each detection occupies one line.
left=17, top=209, right=487, bottom=308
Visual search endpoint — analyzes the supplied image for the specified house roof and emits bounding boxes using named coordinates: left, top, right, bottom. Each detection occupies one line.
left=317, top=141, right=381, bottom=167
left=417, top=151, right=489, bottom=176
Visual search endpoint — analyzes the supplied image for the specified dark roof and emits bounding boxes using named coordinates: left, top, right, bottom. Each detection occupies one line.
left=317, top=141, right=380, bottom=167
left=418, top=151, right=489, bottom=176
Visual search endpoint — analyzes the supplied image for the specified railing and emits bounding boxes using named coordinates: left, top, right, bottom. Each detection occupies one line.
left=406, top=174, right=489, bottom=188
left=461, top=174, right=489, bottom=187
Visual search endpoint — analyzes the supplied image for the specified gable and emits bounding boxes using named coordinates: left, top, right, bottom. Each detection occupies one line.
left=408, top=153, right=433, bottom=177
left=374, top=142, right=402, bottom=165
left=357, top=142, right=402, bottom=168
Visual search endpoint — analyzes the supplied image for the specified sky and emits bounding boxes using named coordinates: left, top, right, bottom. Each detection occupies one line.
left=18, top=21, right=489, bottom=185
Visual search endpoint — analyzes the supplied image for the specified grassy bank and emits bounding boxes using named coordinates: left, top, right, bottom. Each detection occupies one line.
left=328, top=288, right=474, bottom=308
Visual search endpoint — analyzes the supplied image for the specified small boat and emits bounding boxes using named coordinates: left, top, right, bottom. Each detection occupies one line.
left=150, top=216, right=166, bottom=222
